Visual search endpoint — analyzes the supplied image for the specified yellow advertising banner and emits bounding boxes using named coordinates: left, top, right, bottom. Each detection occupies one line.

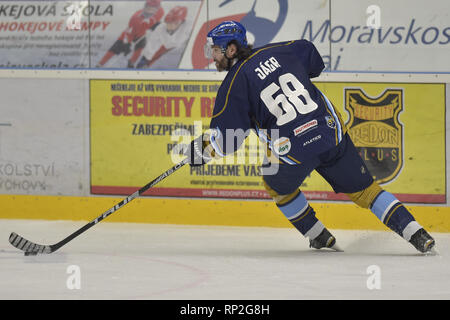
left=90, top=79, right=445, bottom=203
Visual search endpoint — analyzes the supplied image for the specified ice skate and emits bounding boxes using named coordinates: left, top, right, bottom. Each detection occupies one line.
left=409, top=228, right=436, bottom=254
left=309, top=228, right=343, bottom=252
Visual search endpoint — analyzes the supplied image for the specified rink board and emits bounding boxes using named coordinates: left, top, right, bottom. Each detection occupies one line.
left=0, top=71, right=449, bottom=233
left=0, top=194, right=449, bottom=232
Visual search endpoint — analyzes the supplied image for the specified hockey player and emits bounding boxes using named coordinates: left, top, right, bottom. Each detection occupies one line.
left=136, top=6, right=190, bottom=69
left=97, top=0, right=164, bottom=68
left=185, top=21, right=436, bottom=253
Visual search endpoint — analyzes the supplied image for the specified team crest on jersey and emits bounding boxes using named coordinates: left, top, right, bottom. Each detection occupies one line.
left=344, top=88, right=403, bottom=184
left=325, top=115, right=336, bottom=129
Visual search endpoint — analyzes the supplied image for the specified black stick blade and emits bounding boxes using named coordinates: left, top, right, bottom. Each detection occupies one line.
left=9, top=232, right=52, bottom=255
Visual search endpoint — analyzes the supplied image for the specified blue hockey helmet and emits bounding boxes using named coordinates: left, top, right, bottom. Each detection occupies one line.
left=206, top=21, right=248, bottom=52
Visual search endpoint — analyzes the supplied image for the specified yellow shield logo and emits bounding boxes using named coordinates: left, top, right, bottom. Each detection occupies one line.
left=345, top=88, right=403, bottom=184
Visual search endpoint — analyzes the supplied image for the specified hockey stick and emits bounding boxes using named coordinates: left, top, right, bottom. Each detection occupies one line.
left=9, top=158, right=189, bottom=256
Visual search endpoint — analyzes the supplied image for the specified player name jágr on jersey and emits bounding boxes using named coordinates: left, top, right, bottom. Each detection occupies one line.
left=254, top=57, right=281, bottom=80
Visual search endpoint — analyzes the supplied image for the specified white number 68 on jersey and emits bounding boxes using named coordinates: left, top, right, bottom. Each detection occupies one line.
left=260, top=73, right=318, bottom=126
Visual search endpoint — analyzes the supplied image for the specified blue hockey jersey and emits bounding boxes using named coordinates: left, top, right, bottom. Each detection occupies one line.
left=209, top=39, right=347, bottom=164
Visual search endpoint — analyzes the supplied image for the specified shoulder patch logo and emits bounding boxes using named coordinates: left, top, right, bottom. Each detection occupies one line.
left=325, top=115, right=336, bottom=129
left=344, top=88, right=403, bottom=185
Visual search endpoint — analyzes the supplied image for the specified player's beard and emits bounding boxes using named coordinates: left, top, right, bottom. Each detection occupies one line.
left=214, top=56, right=228, bottom=72
left=214, top=55, right=233, bottom=72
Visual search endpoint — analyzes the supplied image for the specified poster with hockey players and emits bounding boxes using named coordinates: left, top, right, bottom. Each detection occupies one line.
left=96, top=0, right=203, bottom=69
left=0, top=0, right=447, bottom=71
left=90, top=79, right=446, bottom=203
left=0, top=0, right=202, bottom=69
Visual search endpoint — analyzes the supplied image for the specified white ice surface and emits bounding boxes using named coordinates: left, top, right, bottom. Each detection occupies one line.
left=0, top=219, right=449, bottom=300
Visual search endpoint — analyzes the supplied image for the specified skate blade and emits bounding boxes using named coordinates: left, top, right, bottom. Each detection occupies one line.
left=329, top=243, right=344, bottom=252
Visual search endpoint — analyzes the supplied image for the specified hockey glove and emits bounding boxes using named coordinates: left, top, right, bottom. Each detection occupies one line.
left=185, top=134, right=214, bottom=167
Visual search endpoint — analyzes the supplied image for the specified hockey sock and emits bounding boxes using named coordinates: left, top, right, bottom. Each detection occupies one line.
left=277, top=191, right=325, bottom=240
left=370, top=191, right=422, bottom=241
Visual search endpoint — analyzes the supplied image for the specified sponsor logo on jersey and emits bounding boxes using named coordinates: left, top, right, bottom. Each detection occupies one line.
left=272, top=136, right=291, bottom=155
left=344, top=88, right=403, bottom=184
left=293, top=119, right=318, bottom=136
left=303, top=134, right=321, bottom=146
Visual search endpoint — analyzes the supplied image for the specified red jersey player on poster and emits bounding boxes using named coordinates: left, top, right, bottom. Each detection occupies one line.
left=137, top=6, right=189, bottom=69
left=97, top=0, right=164, bottom=68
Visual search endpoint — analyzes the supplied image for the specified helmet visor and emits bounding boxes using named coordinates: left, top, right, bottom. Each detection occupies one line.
left=204, top=37, right=214, bottom=59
